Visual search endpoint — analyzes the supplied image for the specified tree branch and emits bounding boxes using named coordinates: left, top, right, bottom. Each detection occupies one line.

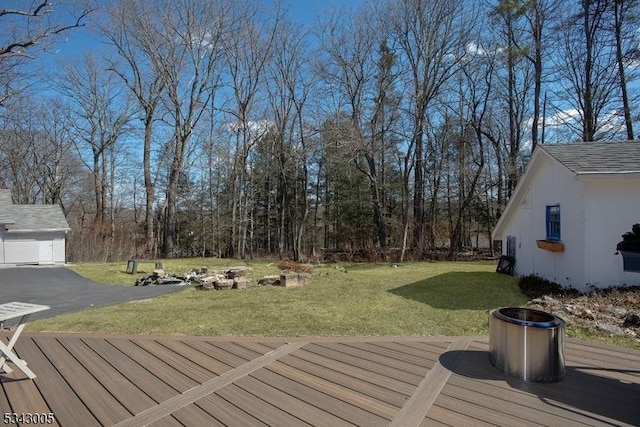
left=0, top=1, right=92, bottom=58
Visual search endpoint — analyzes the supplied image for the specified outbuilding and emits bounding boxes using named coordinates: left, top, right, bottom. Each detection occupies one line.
left=492, top=141, right=640, bottom=292
left=0, top=189, right=70, bottom=265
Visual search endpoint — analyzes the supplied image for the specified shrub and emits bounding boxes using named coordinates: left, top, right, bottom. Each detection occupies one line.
left=277, top=259, right=314, bottom=273
left=518, top=275, right=579, bottom=298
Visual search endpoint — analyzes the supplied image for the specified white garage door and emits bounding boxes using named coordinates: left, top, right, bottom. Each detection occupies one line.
left=4, top=232, right=62, bottom=264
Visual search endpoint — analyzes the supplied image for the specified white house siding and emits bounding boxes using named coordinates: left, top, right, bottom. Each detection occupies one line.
left=539, top=159, right=586, bottom=289
left=52, top=237, right=66, bottom=263
left=505, top=189, right=533, bottom=276
left=584, top=179, right=640, bottom=287
left=494, top=142, right=640, bottom=291
left=4, top=232, right=66, bottom=264
left=502, top=156, right=589, bottom=290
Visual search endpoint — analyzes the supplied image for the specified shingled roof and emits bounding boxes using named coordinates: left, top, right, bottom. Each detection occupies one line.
left=492, top=141, right=640, bottom=242
left=538, top=141, right=640, bottom=174
left=0, top=189, right=70, bottom=232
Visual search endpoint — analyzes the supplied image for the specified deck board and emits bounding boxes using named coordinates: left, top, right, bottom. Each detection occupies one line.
left=170, top=403, right=226, bottom=426
left=185, top=340, right=252, bottom=368
left=215, top=383, right=312, bottom=426
left=320, top=342, right=432, bottom=376
left=268, top=360, right=398, bottom=420
left=250, top=367, right=389, bottom=426
left=59, top=337, right=156, bottom=415
left=233, top=375, right=353, bottom=426
left=292, top=347, right=418, bottom=395
left=146, top=415, right=183, bottom=427
left=83, top=337, right=183, bottom=410
left=0, top=371, right=55, bottom=425
left=31, top=336, right=131, bottom=425
left=277, top=352, right=409, bottom=407
left=346, top=341, right=438, bottom=368
left=131, top=338, right=218, bottom=383
left=439, top=381, right=588, bottom=426
left=235, top=340, right=284, bottom=354
left=10, top=337, right=98, bottom=426
left=210, top=341, right=265, bottom=360
left=195, top=392, right=267, bottom=426
left=103, top=337, right=198, bottom=394
left=1, top=333, right=639, bottom=426
left=303, top=342, right=425, bottom=386
left=174, top=340, right=237, bottom=375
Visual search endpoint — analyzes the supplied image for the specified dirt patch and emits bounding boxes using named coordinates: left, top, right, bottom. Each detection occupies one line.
left=520, top=275, right=640, bottom=340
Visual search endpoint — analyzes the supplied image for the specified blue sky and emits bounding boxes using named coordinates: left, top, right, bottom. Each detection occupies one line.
left=274, top=0, right=364, bottom=24
left=49, top=0, right=365, bottom=60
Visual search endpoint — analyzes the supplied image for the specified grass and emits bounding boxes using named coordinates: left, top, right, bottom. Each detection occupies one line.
left=28, top=259, right=640, bottom=349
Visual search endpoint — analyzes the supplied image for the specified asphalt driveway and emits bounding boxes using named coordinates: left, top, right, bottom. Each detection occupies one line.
left=0, top=265, right=187, bottom=322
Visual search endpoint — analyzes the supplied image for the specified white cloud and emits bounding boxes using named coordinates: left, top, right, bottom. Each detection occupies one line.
left=546, top=108, right=581, bottom=127
left=225, top=119, right=273, bottom=139
left=466, top=42, right=486, bottom=56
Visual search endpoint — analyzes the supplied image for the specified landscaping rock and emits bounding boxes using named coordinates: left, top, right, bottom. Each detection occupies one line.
left=595, top=323, right=626, bottom=336
left=226, top=267, right=252, bottom=278
left=194, top=275, right=212, bottom=284
left=279, top=274, right=299, bottom=287
left=201, top=281, right=215, bottom=291
left=155, top=277, right=185, bottom=285
left=258, top=275, right=280, bottom=286
left=623, top=311, right=640, bottom=328
left=214, top=279, right=234, bottom=290
left=525, top=279, right=640, bottom=340
left=233, top=278, right=251, bottom=289
left=277, top=273, right=312, bottom=287
left=606, top=305, right=628, bottom=318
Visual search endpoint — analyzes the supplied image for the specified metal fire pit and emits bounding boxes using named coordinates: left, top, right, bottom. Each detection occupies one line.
left=489, top=307, right=565, bottom=383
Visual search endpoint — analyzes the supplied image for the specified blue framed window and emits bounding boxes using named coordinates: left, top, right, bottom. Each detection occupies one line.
left=546, top=204, right=561, bottom=241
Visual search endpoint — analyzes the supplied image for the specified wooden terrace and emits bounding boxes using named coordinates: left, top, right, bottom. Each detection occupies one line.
left=1, top=333, right=639, bottom=426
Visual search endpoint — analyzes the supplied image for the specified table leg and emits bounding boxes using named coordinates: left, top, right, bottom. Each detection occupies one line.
left=0, top=315, right=37, bottom=379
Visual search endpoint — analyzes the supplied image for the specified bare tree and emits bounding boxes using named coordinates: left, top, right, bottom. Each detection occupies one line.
left=390, top=0, right=474, bottom=257
left=0, top=0, right=93, bottom=105
left=0, top=96, right=82, bottom=208
left=146, top=0, right=228, bottom=258
left=224, top=0, right=281, bottom=258
left=444, top=47, right=495, bottom=258
left=315, top=6, right=375, bottom=245
left=611, top=0, right=638, bottom=139
left=522, top=0, right=560, bottom=149
left=490, top=1, right=534, bottom=196
left=265, top=16, right=313, bottom=260
left=554, top=0, right=620, bottom=141
left=102, top=0, right=230, bottom=258
left=31, top=99, right=83, bottom=208
left=102, top=0, right=169, bottom=257
left=316, top=3, right=401, bottom=251
left=56, top=54, right=132, bottom=229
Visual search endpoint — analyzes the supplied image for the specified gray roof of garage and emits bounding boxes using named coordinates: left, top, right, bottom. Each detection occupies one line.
left=0, top=189, right=70, bottom=232
left=539, top=141, right=640, bottom=173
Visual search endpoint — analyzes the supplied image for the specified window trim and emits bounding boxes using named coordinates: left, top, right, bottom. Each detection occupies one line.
left=546, top=204, right=561, bottom=242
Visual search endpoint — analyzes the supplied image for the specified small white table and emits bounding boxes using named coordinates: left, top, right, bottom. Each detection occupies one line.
left=0, top=302, right=50, bottom=379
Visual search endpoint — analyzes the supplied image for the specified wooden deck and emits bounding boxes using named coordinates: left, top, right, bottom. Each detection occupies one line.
left=1, top=333, right=639, bottom=426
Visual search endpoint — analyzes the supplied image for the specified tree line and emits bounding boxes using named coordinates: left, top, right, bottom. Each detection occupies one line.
left=0, top=0, right=638, bottom=262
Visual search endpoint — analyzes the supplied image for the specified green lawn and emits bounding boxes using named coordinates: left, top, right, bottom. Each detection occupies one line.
left=26, top=259, right=639, bottom=349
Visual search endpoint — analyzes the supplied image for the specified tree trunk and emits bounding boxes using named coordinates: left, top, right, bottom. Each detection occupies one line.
left=614, top=0, right=634, bottom=140
left=364, top=153, right=387, bottom=248
left=143, top=115, right=155, bottom=257
left=413, top=126, right=425, bottom=254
